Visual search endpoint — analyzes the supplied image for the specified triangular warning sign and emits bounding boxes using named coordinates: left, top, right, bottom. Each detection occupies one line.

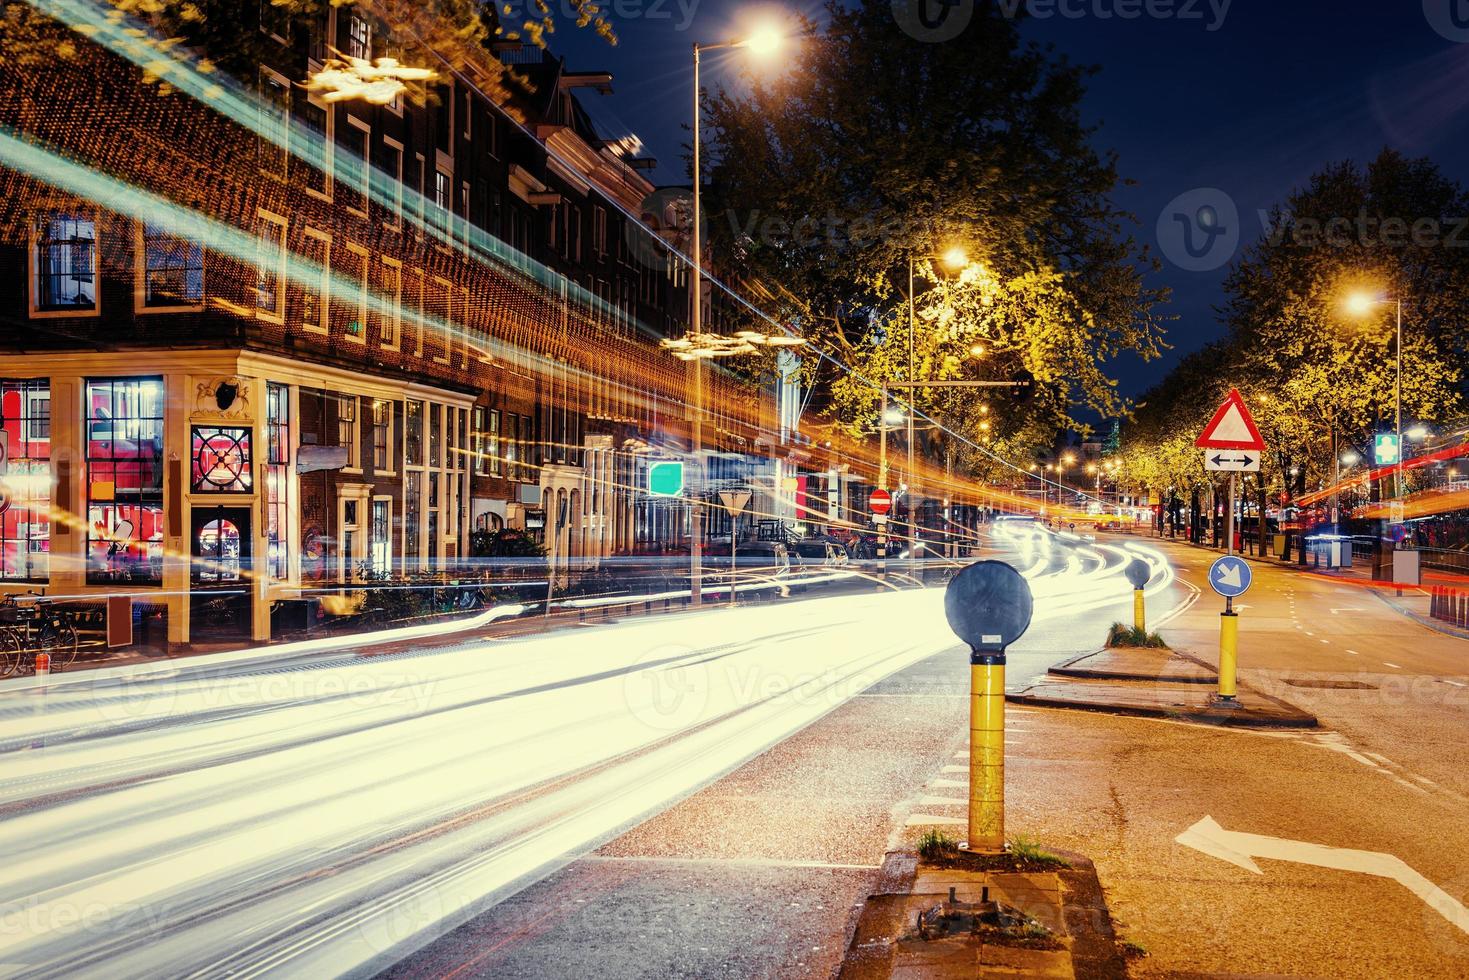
left=1195, top=389, right=1266, bottom=451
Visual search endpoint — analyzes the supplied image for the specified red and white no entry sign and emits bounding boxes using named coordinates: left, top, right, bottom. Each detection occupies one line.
left=869, top=488, right=893, bottom=516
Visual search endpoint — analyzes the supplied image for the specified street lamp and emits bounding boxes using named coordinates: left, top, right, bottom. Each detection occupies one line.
left=686, top=20, right=798, bottom=607
left=1343, top=289, right=1405, bottom=506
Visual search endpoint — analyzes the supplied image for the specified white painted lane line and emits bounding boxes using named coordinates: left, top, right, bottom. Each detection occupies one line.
left=931, top=779, right=966, bottom=789
left=942, top=766, right=966, bottom=774
left=1443, top=680, right=1467, bottom=688
left=918, top=796, right=968, bottom=807
left=1345, top=650, right=1361, bottom=656
left=1383, top=662, right=1403, bottom=669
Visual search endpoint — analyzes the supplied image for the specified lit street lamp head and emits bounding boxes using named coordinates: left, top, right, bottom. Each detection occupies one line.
left=740, top=25, right=787, bottom=57
left=1344, top=290, right=1384, bottom=318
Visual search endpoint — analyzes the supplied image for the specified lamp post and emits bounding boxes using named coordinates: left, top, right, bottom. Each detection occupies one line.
left=1343, top=291, right=1406, bottom=507
left=685, top=24, right=791, bottom=607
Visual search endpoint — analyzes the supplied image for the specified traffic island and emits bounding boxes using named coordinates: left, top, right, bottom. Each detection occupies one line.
left=1009, top=645, right=1318, bottom=729
left=838, top=841, right=1127, bottom=980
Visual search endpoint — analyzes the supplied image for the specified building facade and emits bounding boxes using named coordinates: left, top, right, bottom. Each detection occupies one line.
left=0, top=3, right=797, bottom=645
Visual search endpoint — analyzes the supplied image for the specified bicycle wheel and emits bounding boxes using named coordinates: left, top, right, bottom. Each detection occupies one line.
left=0, top=628, right=21, bottom=678
left=37, top=619, right=79, bottom=672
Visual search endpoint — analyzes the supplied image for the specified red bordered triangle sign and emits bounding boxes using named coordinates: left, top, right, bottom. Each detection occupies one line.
left=1195, top=389, right=1266, bottom=451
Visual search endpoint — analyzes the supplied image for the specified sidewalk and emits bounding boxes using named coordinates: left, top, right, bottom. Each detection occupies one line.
left=1008, top=645, right=1318, bottom=729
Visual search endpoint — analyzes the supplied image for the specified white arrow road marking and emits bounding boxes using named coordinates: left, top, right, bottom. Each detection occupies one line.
left=1176, top=816, right=1469, bottom=935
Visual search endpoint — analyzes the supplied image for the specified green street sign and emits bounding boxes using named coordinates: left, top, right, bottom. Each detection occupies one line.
left=1374, top=433, right=1400, bottom=466
left=647, top=461, right=685, bottom=497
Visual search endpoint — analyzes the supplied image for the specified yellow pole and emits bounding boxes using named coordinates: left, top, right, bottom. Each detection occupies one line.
left=1133, top=588, right=1146, bottom=633
left=1218, top=608, right=1238, bottom=700
left=968, top=653, right=1006, bottom=853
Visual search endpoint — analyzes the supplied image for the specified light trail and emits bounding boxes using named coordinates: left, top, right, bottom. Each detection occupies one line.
left=0, top=539, right=1175, bottom=977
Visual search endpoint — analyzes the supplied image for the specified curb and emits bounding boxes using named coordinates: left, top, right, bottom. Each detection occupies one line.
left=1005, top=690, right=1318, bottom=729
left=836, top=849, right=1127, bottom=980
left=1368, top=588, right=1469, bottom=642
left=1048, top=649, right=1215, bottom=686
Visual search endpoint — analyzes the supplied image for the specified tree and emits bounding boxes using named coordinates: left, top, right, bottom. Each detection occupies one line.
left=702, top=2, right=1168, bottom=467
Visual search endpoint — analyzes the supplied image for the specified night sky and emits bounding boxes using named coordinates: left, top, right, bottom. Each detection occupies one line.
left=549, top=1, right=1469, bottom=397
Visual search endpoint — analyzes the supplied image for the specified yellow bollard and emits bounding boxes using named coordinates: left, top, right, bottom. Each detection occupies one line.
left=1133, top=588, right=1146, bottom=634
left=968, top=655, right=1006, bottom=854
left=1218, top=610, right=1238, bottom=700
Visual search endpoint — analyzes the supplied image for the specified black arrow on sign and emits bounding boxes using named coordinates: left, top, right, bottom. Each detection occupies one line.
left=1211, top=453, right=1256, bottom=467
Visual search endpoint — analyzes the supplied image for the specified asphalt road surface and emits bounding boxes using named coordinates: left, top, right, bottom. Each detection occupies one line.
left=0, top=531, right=1177, bottom=978
left=5, top=530, right=1466, bottom=978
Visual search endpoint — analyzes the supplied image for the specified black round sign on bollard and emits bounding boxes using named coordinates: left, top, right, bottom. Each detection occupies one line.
left=1125, top=558, right=1152, bottom=591
left=944, top=560, right=1034, bottom=654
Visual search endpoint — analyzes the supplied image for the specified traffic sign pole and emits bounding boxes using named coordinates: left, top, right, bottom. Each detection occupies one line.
left=944, top=562, right=1034, bottom=855
left=1219, top=606, right=1238, bottom=701
left=970, top=650, right=1005, bottom=853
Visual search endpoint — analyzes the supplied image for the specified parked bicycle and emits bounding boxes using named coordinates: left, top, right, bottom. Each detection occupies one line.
left=0, top=591, right=79, bottom=677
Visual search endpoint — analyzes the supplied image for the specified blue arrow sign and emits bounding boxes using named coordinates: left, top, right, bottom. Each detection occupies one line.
left=1209, top=555, right=1252, bottom=599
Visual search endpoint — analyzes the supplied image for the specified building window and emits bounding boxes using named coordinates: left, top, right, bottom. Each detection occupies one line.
left=488, top=409, right=501, bottom=476
left=345, top=11, right=371, bottom=60
left=378, top=136, right=404, bottom=230
left=405, top=399, right=424, bottom=467
left=292, top=96, right=331, bottom=198
left=370, top=497, right=392, bottom=577
left=338, top=394, right=359, bottom=470
left=343, top=245, right=369, bottom=342
left=256, top=211, right=287, bottom=322
left=138, top=223, right=203, bottom=309
left=594, top=206, right=607, bottom=257
left=380, top=257, right=401, bottom=349
left=191, top=426, right=254, bottom=493
left=433, top=170, right=451, bottom=234
left=371, top=399, right=394, bottom=473
left=300, top=229, right=330, bottom=334
left=472, top=406, right=488, bottom=477
left=340, top=119, right=370, bottom=215
left=266, top=382, right=291, bottom=580
left=32, top=213, right=97, bottom=314
left=428, top=402, right=442, bottom=468
left=258, top=69, right=290, bottom=176
left=403, top=471, right=421, bottom=568
left=85, top=377, right=164, bottom=584
left=0, top=379, right=51, bottom=581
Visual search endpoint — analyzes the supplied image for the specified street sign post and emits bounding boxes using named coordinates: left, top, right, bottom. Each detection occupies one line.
left=1197, top=390, right=1266, bottom=705
left=943, top=561, right=1034, bottom=854
left=1208, top=554, right=1252, bottom=703
left=718, top=490, right=752, bottom=607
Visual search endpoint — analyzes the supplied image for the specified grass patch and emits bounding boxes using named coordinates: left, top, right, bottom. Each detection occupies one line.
left=1007, top=834, right=1071, bottom=868
left=1106, top=622, right=1168, bottom=649
left=917, top=828, right=960, bottom=860
left=1119, top=939, right=1149, bottom=959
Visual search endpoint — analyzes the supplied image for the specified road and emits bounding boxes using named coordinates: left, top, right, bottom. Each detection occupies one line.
left=0, top=533, right=1177, bottom=979
left=3, top=531, right=1465, bottom=978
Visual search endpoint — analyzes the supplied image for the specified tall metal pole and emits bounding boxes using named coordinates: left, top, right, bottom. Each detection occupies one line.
left=688, top=43, right=704, bottom=607
left=1226, top=472, right=1236, bottom=557
left=907, top=255, right=916, bottom=565
left=878, top=384, right=888, bottom=578
left=1395, top=297, right=1403, bottom=505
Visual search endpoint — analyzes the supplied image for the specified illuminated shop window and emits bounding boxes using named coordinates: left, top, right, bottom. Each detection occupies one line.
left=0, top=379, right=51, bottom=581
left=86, top=377, right=164, bottom=584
